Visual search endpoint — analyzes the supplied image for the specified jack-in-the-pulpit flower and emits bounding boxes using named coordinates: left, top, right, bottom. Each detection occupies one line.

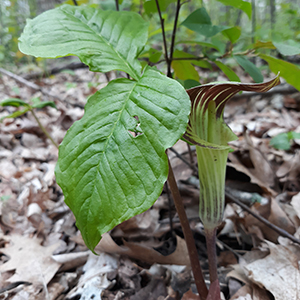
left=184, top=76, right=280, bottom=230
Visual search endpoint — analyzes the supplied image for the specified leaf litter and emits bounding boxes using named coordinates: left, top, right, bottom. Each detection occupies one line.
left=0, top=68, right=300, bottom=299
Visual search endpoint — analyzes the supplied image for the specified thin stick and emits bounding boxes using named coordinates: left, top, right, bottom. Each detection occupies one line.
left=168, top=0, right=181, bottom=77
left=169, top=147, right=197, bottom=173
left=31, top=110, right=59, bottom=149
left=72, top=0, right=78, bottom=5
left=226, top=188, right=300, bottom=245
left=168, top=158, right=208, bottom=300
left=0, top=67, right=65, bottom=104
left=154, top=0, right=170, bottom=71
left=164, top=182, right=174, bottom=234
left=115, top=0, right=119, bottom=11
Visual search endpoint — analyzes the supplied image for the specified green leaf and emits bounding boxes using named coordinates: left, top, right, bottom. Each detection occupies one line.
left=19, top=5, right=149, bottom=80
left=171, top=50, right=200, bottom=81
left=177, top=40, right=220, bottom=51
left=234, top=55, right=263, bottom=83
left=216, top=0, right=252, bottom=19
left=222, top=26, right=241, bottom=43
left=55, top=67, right=190, bottom=251
left=181, top=8, right=228, bottom=38
left=183, top=79, right=201, bottom=89
left=270, top=133, right=291, bottom=150
left=144, top=0, right=176, bottom=14
left=1, top=108, right=30, bottom=121
left=252, top=40, right=276, bottom=50
left=215, top=60, right=240, bottom=82
left=32, top=101, right=57, bottom=109
left=273, top=40, right=300, bottom=56
left=62, top=0, right=89, bottom=5
left=0, top=98, right=30, bottom=107
left=259, top=54, right=300, bottom=91
left=146, top=48, right=162, bottom=63
left=290, top=131, right=300, bottom=139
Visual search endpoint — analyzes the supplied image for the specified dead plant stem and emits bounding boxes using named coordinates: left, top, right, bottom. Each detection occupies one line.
left=167, top=158, right=208, bottom=300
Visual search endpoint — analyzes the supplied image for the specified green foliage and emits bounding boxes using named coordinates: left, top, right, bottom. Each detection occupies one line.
left=181, top=8, right=228, bottom=38
left=0, top=97, right=56, bottom=121
left=216, top=0, right=252, bottom=19
left=259, top=54, right=300, bottom=91
left=215, top=61, right=240, bottom=82
left=270, top=131, right=300, bottom=151
left=17, top=0, right=300, bottom=252
left=19, top=5, right=190, bottom=251
left=56, top=67, right=190, bottom=250
left=234, top=55, right=263, bottom=83
left=19, top=5, right=148, bottom=80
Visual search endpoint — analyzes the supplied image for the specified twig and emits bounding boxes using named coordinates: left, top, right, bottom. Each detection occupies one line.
left=164, top=181, right=174, bottom=234
left=72, top=0, right=78, bottom=5
left=225, top=187, right=300, bottom=245
left=31, top=109, right=59, bottom=149
left=154, top=0, right=170, bottom=74
left=0, top=67, right=64, bottom=103
left=168, top=158, right=208, bottom=300
left=169, top=146, right=197, bottom=173
left=168, top=0, right=181, bottom=77
left=115, top=0, right=119, bottom=11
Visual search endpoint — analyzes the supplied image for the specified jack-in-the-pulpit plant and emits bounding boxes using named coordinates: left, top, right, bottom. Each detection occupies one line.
left=183, top=76, right=280, bottom=288
left=184, top=77, right=280, bottom=230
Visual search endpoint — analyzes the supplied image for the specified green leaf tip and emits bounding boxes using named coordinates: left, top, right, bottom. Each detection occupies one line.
left=183, top=76, right=280, bottom=228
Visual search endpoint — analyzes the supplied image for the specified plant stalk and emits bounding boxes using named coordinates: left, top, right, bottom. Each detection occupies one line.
left=154, top=0, right=170, bottom=72
left=31, top=109, right=59, bottom=149
left=167, top=158, right=208, bottom=300
left=168, top=0, right=181, bottom=77
left=204, top=227, right=218, bottom=284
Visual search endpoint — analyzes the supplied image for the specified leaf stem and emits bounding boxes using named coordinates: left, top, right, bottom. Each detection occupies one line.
left=154, top=0, right=170, bottom=75
left=31, top=109, right=59, bottom=149
left=167, top=158, right=208, bottom=300
left=168, top=0, right=181, bottom=77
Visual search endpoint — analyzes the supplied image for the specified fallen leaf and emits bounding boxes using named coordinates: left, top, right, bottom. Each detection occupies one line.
left=244, top=241, right=300, bottom=300
left=95, top=233, right=190, bottom=266
left=291, top=193, right=300, bottom=219
left=0, top=234, right=61, bottom=285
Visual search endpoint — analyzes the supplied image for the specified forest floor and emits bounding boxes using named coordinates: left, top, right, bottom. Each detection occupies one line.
left=0, top=64, right=300, bottom=300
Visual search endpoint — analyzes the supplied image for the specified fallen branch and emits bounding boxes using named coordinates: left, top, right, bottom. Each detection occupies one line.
left=225, top=186, right=300, bottom=245
left=0, top=67, right=65, bottom=103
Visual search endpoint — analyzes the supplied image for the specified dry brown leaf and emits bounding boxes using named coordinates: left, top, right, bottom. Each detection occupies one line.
left=0, top=234, right=61, bottom=285
left=291, top=193, right=300, bottom=219
left=95, top=233, right=190, bottom=266
left=228, top=153, right=276, bottom=196
left=244, top=133, right=275, bottom=188
left=244, top=241, right=300, bottom=300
